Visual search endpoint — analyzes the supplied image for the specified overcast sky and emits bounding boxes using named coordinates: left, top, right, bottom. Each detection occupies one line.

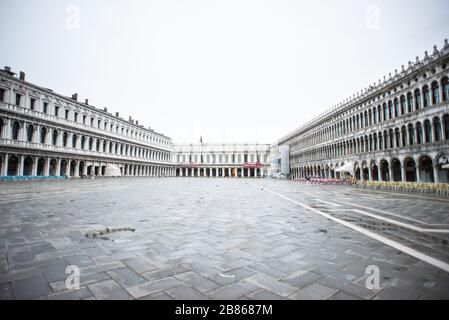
left=1, top=0, right=448, bottom=144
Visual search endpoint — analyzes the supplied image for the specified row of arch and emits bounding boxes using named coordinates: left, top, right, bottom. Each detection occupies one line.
left=4, top=87, right=170, bottom=147
left=300, top=114, right=449, bottom=162
left=0, top=118, right=171, bottom=162
left=0, top=153, right=175, bottom=177
left=175, top=167, right=267, bottom=178
left=297, top=76, right=449, bottom=149
left=291, top=153, right=449, bottom=184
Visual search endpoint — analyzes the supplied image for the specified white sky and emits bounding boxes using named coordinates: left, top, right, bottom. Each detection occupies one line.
left=1, top=0, right=448, bottom=144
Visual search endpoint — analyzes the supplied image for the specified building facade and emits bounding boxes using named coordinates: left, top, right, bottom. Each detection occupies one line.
left=281, top=40, right=449, bottom=184
left=173, top=143, right=270, bottom=177
left=0, top=67, right=176, bottom=178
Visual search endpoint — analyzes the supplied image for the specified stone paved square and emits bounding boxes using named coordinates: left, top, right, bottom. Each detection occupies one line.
left=1, top=177, right=449, bottom=300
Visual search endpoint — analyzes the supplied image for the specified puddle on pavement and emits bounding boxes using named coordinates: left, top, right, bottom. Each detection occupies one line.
left=85, top=227, right=136, bottom=240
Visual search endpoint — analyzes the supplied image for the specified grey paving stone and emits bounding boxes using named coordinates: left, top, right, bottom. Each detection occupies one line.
left=206, top=281, right=261, bottom=300
left=289, top=283, right=339, bottom=300
left=246, top=289, right=287, bottom=300
left=107, top=267, right=147, bottom=288
left=41, top=263, right=69, bottom=283
left=373, top=287, right=421, bottom=300
left=13, top=276, right=51, bottom=300
left=283, top=271, right=323, bottom=288
left=165, top=286, right=209, bottom=300
left=174, top=271, right=221, bottom=293
left=0, top=282, right=13, bottom=300
left=126, top=277, right=184, bottom=299
left=64, top=255, right=94, bottom=267
left=40, top=287, right=93, bottom=300
left=87, top=279, right=133, bottom=300
left=245, top=273, right=297, bottom=297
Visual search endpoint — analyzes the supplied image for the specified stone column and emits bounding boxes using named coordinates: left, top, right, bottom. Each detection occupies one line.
left=401, top=165, right=407, bottom=182
left=434, top=166, right=440, bottom=184
left=2, top=154, right=8, bottom=176
left=18, top=155, right=24, bottom=176
left=46, top=158, right=51, bottom=176
left=32, top=157, right=38, bottom=176
left=416, top=166, right=421, bottom=183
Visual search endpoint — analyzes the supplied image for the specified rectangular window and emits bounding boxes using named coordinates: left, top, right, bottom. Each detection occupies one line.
left=55, top=106, right=60, bottom=117
left=91, top=118, right=94, bottom=126
left=0, top=88, right=5, bottom=102
left=98, top=120, right=101, bottom=128
left=83, top=115, right=87, bottom=124
left=15, top=93, right=21, bottom=106
left=74, top=112, right=78, bottom=122
left=43, top=102, right=48, bottom=114
left=30, top=98, right=36, bottom=110
left=65, top=109, right=70, bottom=119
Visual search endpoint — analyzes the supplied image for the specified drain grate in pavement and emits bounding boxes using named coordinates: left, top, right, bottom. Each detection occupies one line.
left=85, top=227, right=136, bottom=239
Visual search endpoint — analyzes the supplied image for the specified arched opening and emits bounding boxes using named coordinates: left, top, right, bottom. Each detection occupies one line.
left=424, top=120, right=432, bottom=143
left=79, top=161, right=85, bottom=177
left=26, top=124, right=34, bottom=142
left=40, top=127, right=47, bottom=144
left=362, top=162, right=369, bottom=181
left=418, top=156, right=434, bottom=183
left=431, top=81, right=440, bottom=104
left=49, top=159, right=57, bottom=176
left=416, top=122, right=423, bottom=144
left=380, top=160, right=390, bottom=181
left=51, top=130, right=58, bottom=145
left=371, top=162, right=379, bottom=181
left=442, top=76, right=449, bottom=102
left=434, top=117, right=442, bottom=142
left=101, top=165, right=106, bottom=176
left=62, top=132, right=68, bottom=147
left=70, top=161, right=76, bottom=177
left=12, top=121, right=20, bottom=140
left=391, top=159, right=402, bottom=182
left=37, top=158, right=45, bottom=176
left=60, top=160, right=68, bottom=176
left=7, top=155, right=19, bottom=176
left=414, top=89, right=422, bottom=110
left=23, top=156, right=33, bottom=176
left=408, top=124, right=415, bottom=145
left=404, top=158, right=417, bottom=182
left=0, top=118, right=4, bottom=138
left=444, top=114, right=449, bottom=140
left=72, top=134, right=77, bottom=148
left=423, top=85, right=430, bottom=108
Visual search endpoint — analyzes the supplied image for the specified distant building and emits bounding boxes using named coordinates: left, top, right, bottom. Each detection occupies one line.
left=173, top=143, right=270, bottom=177
left=278, top=40, right=449, bottom=183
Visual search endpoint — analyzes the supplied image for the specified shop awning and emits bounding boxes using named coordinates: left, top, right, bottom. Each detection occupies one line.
left=335, top=162, right=354, bottom=175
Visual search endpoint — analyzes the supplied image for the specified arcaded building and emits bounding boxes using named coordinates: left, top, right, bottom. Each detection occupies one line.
left=173, top=143, right=270, bottom=178
left=282, top=40, right=449, bottom=184
left=0, top=67, right=175, bottom=178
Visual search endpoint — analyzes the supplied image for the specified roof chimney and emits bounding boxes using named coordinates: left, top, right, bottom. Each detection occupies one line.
left=129, top=116, right=132, bottom=122
left=85, top=99, right=89, bottom=105
left=115, top=112, right=120, bottom=117
left=71, top=93, right=78, bottom=101
left=136, top=120, right=139, bottom=125
left=103, top=107, right=108, bottom=112
left=19, top=71, right=25, bottom=81
left=4, top=66, right=11, bottom=72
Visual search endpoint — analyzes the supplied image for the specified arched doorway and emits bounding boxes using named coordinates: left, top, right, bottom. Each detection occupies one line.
left=101, top=165, right=106, bottom=176
left=380, top=160, right=390, bottom=181
left=371, top=161, right=379, bottom=181
left=354, top=162, right=360, bottom=180
left=60, top=160, right=68, bottom=176
left=418, top=156, right=434, bottom=183
left=362, top=162, right=369, bottom=181
left=79, top=161, right=85, bottom=177
left=49, top=159, right=57, bottom=176
left=391, top=159, right=402, bottom=182
left=23, top=156, right=33, bottom=176
left=37, top=158, right=45, bottom=176
left=7, top=155, right=19, bottom=176
left=70, top=161, right=76, bottom=177
left=404, top=158, right=417, bottom=182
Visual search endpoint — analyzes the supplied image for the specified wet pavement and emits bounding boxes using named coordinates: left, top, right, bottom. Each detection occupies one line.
left=0, top=178, right=448, bottom=300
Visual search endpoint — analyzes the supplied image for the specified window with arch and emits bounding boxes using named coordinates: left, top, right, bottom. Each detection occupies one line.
left=388, top=101, right=393, bottom=119
left=12, top=121, right=20, bottom=140
left=407, top=92, right=413, bottom=113
left=27, top=124, right=34, bottom=142
left=62, top=132, right=68, bottom=147
left=40, top=127, right=47, bottom=144
left=89, top=137, right=93, bottom=150
left=443, top=77, right=449, bottom=102
left=444, top=114, right=449, bottom=140
left=416, top=122, right=423, bottom=144
left=383, top=104, right=388, bottom=121
left=395, top=128, right=400, bottom=148
left=408, top=124, right=415, bottom=145
left=81, top=136, right=86, bottom=149
left=373, top=108, right=377, bottom=124
left=0, top=118, right=3, bottom=138
left=400, top=95, right=406, bottom=114
left=394, top=99, right=399, bottom=117
left=72, top=134, right=77, bottom=148
left=431, top=81, right=440, bottom=104
left=415, top=89, right=422, bottom=110
left=52, top=129, right=58, bottom=145
left=434, top=117, right=442, bottom=142
left=401, top=126, right=407, bottom=147
left=423, top=85, right=430, bottom=108
left=424, top=120, right=432, bottom=143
